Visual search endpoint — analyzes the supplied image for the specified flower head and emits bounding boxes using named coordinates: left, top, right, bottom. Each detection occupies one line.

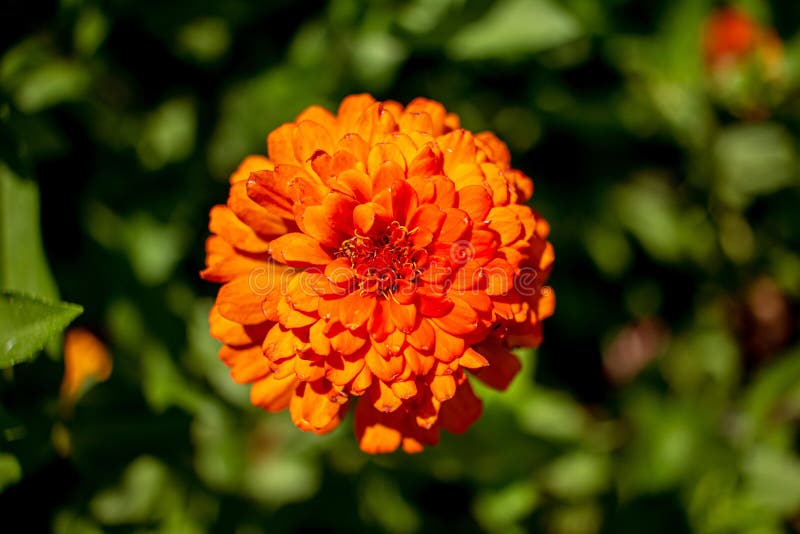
left=202, top=94, right=554, bottom=453
left=703, top=7, right=782, bottom=76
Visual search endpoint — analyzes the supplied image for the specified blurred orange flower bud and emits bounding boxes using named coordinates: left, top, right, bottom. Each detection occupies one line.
left=60, top=328, right=112, bottom=400
left=703, top=7, right=783, bottom=77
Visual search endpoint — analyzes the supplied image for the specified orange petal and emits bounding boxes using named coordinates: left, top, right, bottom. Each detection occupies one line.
left=431, top=296, right=478, bottom=335
left=417, top=289, right=453, bottom=317
left=354, top=399, right=402, bottom=454
left=391, top=380, right=418, bottom=400
left=209, top=304, right=269, bottom=346
left=310, top=150, right=333, bottom=182
left=297, top=105, right=337, bottom=133
left=350, top=363, right=373, bottom=395
left=451, top=260, right=485, bottom=291
left=454, top=289, right=492, bottom=314
left=438, top=379, right=483, bottom=434
left=61, top=328, right=112, bottom=399
left=263, top=323, right=306, bottom=361
left=230, top=154, right=272, bottom=184
left=336, top=132, right=370, bottom=166
left=470, top=229, right=498, bottom=266
left=487, top=206, right=523, bottom=246
left=367, top=298, right=395, bottom=341
left=437, top=208, right=471, bottom=243
left=208, top=205, right=270, bottom=253
left=370, top=379, right=403, bottom=412
left=457, top=185, right=492, bottom=222
left=371, top=328, right=405, bottom=357
left=400, top=111, right=435, bottom=135
left=353, top=202, right=390, bottom=236
left=405, top=98, right=448, bottom=135
left=250, top=374, right=296, bottom=412
left=337, top=94, right=377, bottom=132
left=407, top=143, right=444, bottom=180
left=293, top=120, right=335, bottom=165
left=284, top=166, right=329, bottom=205
left=323, top=192, right=358, bottom=235
left=539, top=241, right=555, bottom=271
left=471, top=343, right=521, bottom=391
left=365, top=347, right=405, bottom=382
left=309, top=319, right=331, bottom=356
left=353, top=102, right=398, bottom=143
left=229, top=180, right=291, bottom=235
left=368, top=143, right=407, bottom=183
left=406, top=319, right=435, bottom=353
left=414, top=389, right=441, bottom=429
left=458, top=347, right=489, bottom=369
left=201, top=235, right=265, bottom=283
left=285, top=270, right=324, bottom=313
left=295, top=204, right=346, bottom=248
left=330, top=168, right=372, bottom=202
left=267, top=123, right=298, bottom=165
left=294, top=354, right=326, bottom=382
left=269, top=232, right=332, bottom=266
left=328, top=324, right=367, bottom=355
left=389, top=297, right=416, bottom=333
left=390, top=179, right=418, bottom=226
left=475, top=131, right=511, bottom=166
left=340, top=292, right=377, bottom=330
left=430, top=321, right=465, bottom=363
left=430, top=176, right=457, bottom=208
left=438, top=129, right=476, bottom=175
left=449, top=162, right=487, bottom=190
left=408, top=204, right=445, bottom=237
left=325, top=351, right=366, bottom=387
left=404, top=345, right=436, bottom=375
left=537, top=286, right=556, bottom=321
left=219, top=344, right=270, bottom=384
left=277, top=296, right=316, bottom=328
left=430, top=374, right=456, bottom=402
left=217, top=276, right=268, bottom=325
left=484, top=258, right=515, bottom=296
left=244, top=170, right=294, bottom=217
left=290, top=380, right=347, bottom=433
left=270, top=354, right=297, bottom=379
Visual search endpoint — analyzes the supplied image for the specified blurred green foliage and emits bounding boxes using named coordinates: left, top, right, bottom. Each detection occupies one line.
left=1, top=0, right=800, bottom=532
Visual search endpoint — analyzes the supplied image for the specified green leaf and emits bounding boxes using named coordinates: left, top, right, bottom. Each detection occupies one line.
left=0, top=292, right=83, bottom=368
left=0, top=453, right=22, bottom=491
left=474, top=479, right=540, bottom=533
left=744, top=445, right=800, bottom=515
left=447, top=0, right=582, bottom=60
left=714, top=123, right=798, bottom=208
left=0, top=161, right=58, bottom=299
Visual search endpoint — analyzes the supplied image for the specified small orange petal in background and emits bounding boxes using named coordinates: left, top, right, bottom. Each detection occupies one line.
left=60, top=328, right=112, bottom=401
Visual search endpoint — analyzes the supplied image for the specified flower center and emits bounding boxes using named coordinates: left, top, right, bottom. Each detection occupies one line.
left=337, top=221, right=426, bottom=297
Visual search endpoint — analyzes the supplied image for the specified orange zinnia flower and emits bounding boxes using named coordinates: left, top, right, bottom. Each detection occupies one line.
left=202, top=94, right=554, bottom=453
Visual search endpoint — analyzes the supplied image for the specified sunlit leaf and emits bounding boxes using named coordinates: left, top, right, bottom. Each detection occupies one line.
left=473, top=479, right=539, bottom=534
left=744, top=445, right=800, bottom=514
left=541, top=450, right=610, bottom=500
left=360, top=474, right=420, bottom=534
left=137, top=97, right=197, bottom=170
left=0, top=452, right=22, bottom=491
left=714, top=122, right=798, bottom=207
left=74, top=7, right=110, bottom=56
left=447, top=0, right=582, bottom=60
left=0, top=162, right=58, bottom=299
left=176, top=18, right=231, bottom=64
